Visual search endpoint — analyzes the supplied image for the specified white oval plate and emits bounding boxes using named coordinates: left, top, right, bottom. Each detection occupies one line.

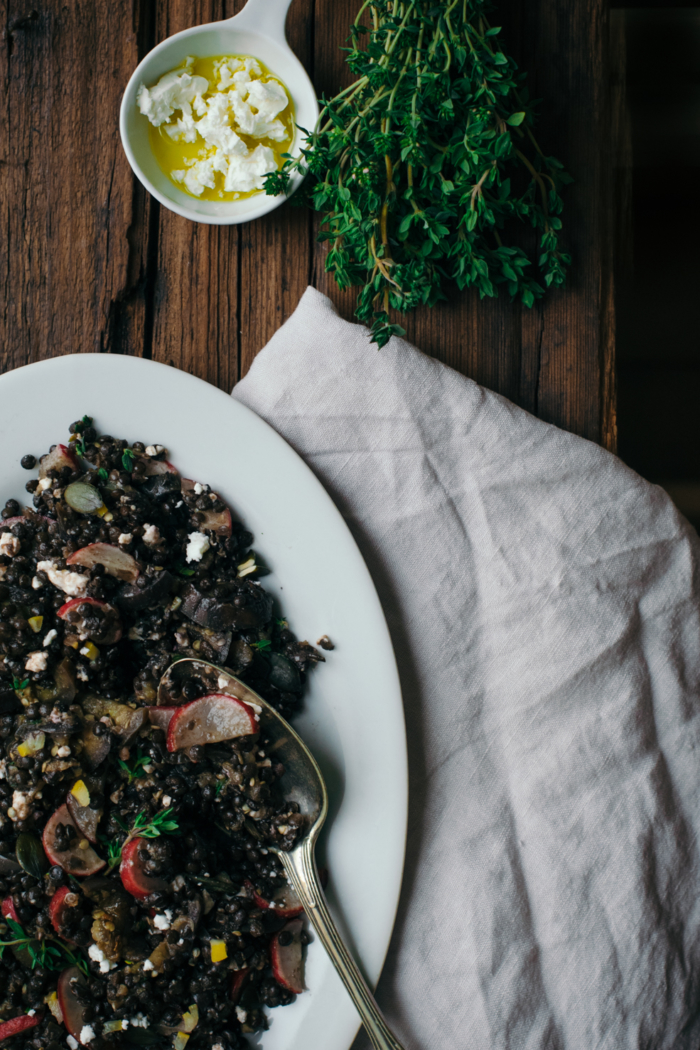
left=0, top=354, right=407, bottom=1050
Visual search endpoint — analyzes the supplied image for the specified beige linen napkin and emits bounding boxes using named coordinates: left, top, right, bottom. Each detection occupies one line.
left=233, top=287, right=700, bottom=1050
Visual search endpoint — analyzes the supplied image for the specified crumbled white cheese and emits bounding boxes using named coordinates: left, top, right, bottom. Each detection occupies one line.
left=43, top=628, right=57, bottom=648
left=25, top=650, right=48, bottom=673
left=0, top=533, right=20, bottom=557
left=67, top=1036, right=79, bottom=1049
left=37, top=477, right=52, bottom=492
left=77, top=666, right=89, bottom=682
left=80, top=1025, right=96, bottom=1044
left=118, top=533, right=133, bottom=546
left=0, top=760, right=6, bottom=780
left=140, top=58, right=289, bottom=195
left=37, top=560, right=88, bottom=597
left=175, top=501, right=183, bottom=508
left=121, top=1020, right=130, bottom=1030
left=142, top=523, right=161, bottom=547
left=130, top=1014, right=149, bottom=1027
left=10, top=791, right=31, bottom=821
left=217, top=675, right=229, bottom=689
left=142, top=959, right=154, bottom=972
left=186, top=531, right=210, bottom=563
left=31, top=576, right=43, bottom=589
left=153, top=909, right=173, bottom=930
left=161, top=795, right=172, bottom=808
left=88, top=943, right=115, bottom=973
left=223, top=144, right=276, bottom=194
left=137, top=62, right=208, bottom=127
left=235, top=1007, right=247, bottom=1024
left=57, top=745, right=71, bottom=758
left=194, top=482, right=205, bottom=495
left=145, top=445, right=164, bottom=457
left=27, top=1009, right=35, bottom=1016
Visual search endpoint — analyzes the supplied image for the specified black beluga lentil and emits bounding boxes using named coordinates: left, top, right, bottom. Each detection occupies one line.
left=0, top=418, right=323, bottom=1050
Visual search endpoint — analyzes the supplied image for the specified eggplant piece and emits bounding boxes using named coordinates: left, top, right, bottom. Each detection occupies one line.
left=115, top=570, right=174, bottom=613
left=174, top=622, right=233, bottom=663
left=268, top=653, right=302, bottom=694
left=35, top=657, right=76, bottom=706
left=181, top=580, right=272, bottom=632
left=141, top=473, right=181, bottom=501
left=181, top=584, right=236, bottom=632
left=79, top=723, right=112, bottom=770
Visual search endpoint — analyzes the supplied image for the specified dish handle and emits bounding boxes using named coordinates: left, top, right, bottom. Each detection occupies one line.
left=226, top=0, right=294, bottom=46
left=279, top=841, right=408, bottom=1050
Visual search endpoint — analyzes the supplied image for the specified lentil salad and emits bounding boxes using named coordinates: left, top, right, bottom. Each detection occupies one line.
left=0, top=418, right=326, bottom=1050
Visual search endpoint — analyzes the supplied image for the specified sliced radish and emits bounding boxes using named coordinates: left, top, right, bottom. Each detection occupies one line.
left=49, top=885, right=79, bottom=940
left=57, top=597, right=122, bottom=645
left=166, top=693, right=257, bottom=753
left=66, top=543, right=139, bottom=583
left=0, top=1014, right=41, bottom=1041
left=42, top=804, right=105, bottom=876
left=148, top=706, right=178, bottom=733
left=39, top=444, right=78, bottom=478
left=231, top=968, right=250, bottom=1004
left=57, top=966, right=88, bottom=1043
left=248, top=880, right=303, bottom=919
left=270, top=919, right=304, bottom=994
left=181, top=479, right=232, bottom=537
left=143, top=458, right=177, bottom=477
left=1, top=895, right=19, bottom=923
left=119, top=837, right=168, bottom=901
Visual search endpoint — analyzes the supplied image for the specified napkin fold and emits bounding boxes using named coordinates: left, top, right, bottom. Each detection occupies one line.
left=232, top=288, right=700, bottom=1050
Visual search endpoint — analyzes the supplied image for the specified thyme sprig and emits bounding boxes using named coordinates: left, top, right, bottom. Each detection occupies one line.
left=264, top=0, right=572, bottom=347
left=0, top=918, right=88, bottom=974
left=118, top=751, right=150, bottom=784
left=103, top=808, right=180, bottom=872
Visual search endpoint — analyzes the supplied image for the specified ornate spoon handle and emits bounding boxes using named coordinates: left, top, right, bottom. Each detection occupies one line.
left=279, top=842, right=407, bottom=1050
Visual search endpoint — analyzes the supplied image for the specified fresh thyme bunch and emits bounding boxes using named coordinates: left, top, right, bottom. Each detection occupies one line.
left=264, top=0, right=572, bottom=347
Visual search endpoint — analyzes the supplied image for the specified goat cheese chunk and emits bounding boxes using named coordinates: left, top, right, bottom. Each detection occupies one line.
left=36, top=560, right=88, bottom=597
left=25, top=650, right=48, bottom=673
left=0, top=533, right=20, bottom=557
left=137, top=63, right=208, bottom=127
left=186, top=531, right=210, bottom=563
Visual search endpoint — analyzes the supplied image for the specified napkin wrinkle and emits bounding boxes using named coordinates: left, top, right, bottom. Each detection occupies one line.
left=232, top=286, right=700, bottom=1050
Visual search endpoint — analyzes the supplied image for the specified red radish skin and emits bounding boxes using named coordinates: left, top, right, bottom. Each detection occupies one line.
left=119, top=837, right=168, bottom=901
left=247, top=881, right=303, bottom=920
left=66, top=543, right=139, bottom=583
left=1, top=896, right=19, bottom=923
left=57, top=967, right=88, bottom=1043
left=57, top=597, right=122, bottom=645
left=180, top=479, right=232, bottom=537
left=166, top=693, right=257, bottom=753
left=0, top=1014, right=42, bottom=1041
left=42, top=804, right=105, bottom=876
left=143, top=459, right=177, bottom=477
left=48, top=886, right=78, bottom=942
left=147, top=706, right=178, bottom=733
left=271, top=919, right=305, bottom=995
left=231, top=968, right=250, bottom=1004
left=39, top=444, right=78, bottom=478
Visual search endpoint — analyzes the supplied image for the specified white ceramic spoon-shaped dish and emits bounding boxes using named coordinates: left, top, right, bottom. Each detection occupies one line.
left=119, top=0, right=318, bottom=225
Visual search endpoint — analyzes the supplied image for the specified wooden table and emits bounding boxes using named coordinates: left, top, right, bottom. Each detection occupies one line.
left=0, top=0, right=616, bottom=450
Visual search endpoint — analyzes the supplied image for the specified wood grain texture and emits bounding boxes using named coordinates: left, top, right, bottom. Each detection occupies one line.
left=0, top=0, right=617, bottom=450
left=0, top=0, right=147, bottom=368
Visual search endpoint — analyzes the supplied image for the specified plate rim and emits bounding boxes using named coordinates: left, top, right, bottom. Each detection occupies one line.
left=0, top=353, right=408, bottom=1049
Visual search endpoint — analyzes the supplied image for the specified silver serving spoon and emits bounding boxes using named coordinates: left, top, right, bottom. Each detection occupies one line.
left=158, top=658, right=406, bottom=1050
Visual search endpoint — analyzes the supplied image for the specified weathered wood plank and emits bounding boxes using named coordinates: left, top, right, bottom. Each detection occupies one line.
left=0, top=1, right=149, bottom=369
left=310, top=0, right=616, bottom=448
left=238, top=0, right=314, bottom=379
left=147, top=1, right=240, bottom=391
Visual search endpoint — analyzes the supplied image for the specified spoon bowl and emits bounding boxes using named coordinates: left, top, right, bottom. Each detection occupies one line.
left=119, top=0, right=318, bottom=225
left=159, top=658, right=406, bottom=1050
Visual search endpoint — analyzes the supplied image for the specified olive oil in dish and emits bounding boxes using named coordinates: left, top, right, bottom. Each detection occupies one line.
left=137, top=55, right=294, bottom=201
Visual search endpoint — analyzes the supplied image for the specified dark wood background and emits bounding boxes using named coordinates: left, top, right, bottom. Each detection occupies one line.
left=0, top=0, right=616, bottom=450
